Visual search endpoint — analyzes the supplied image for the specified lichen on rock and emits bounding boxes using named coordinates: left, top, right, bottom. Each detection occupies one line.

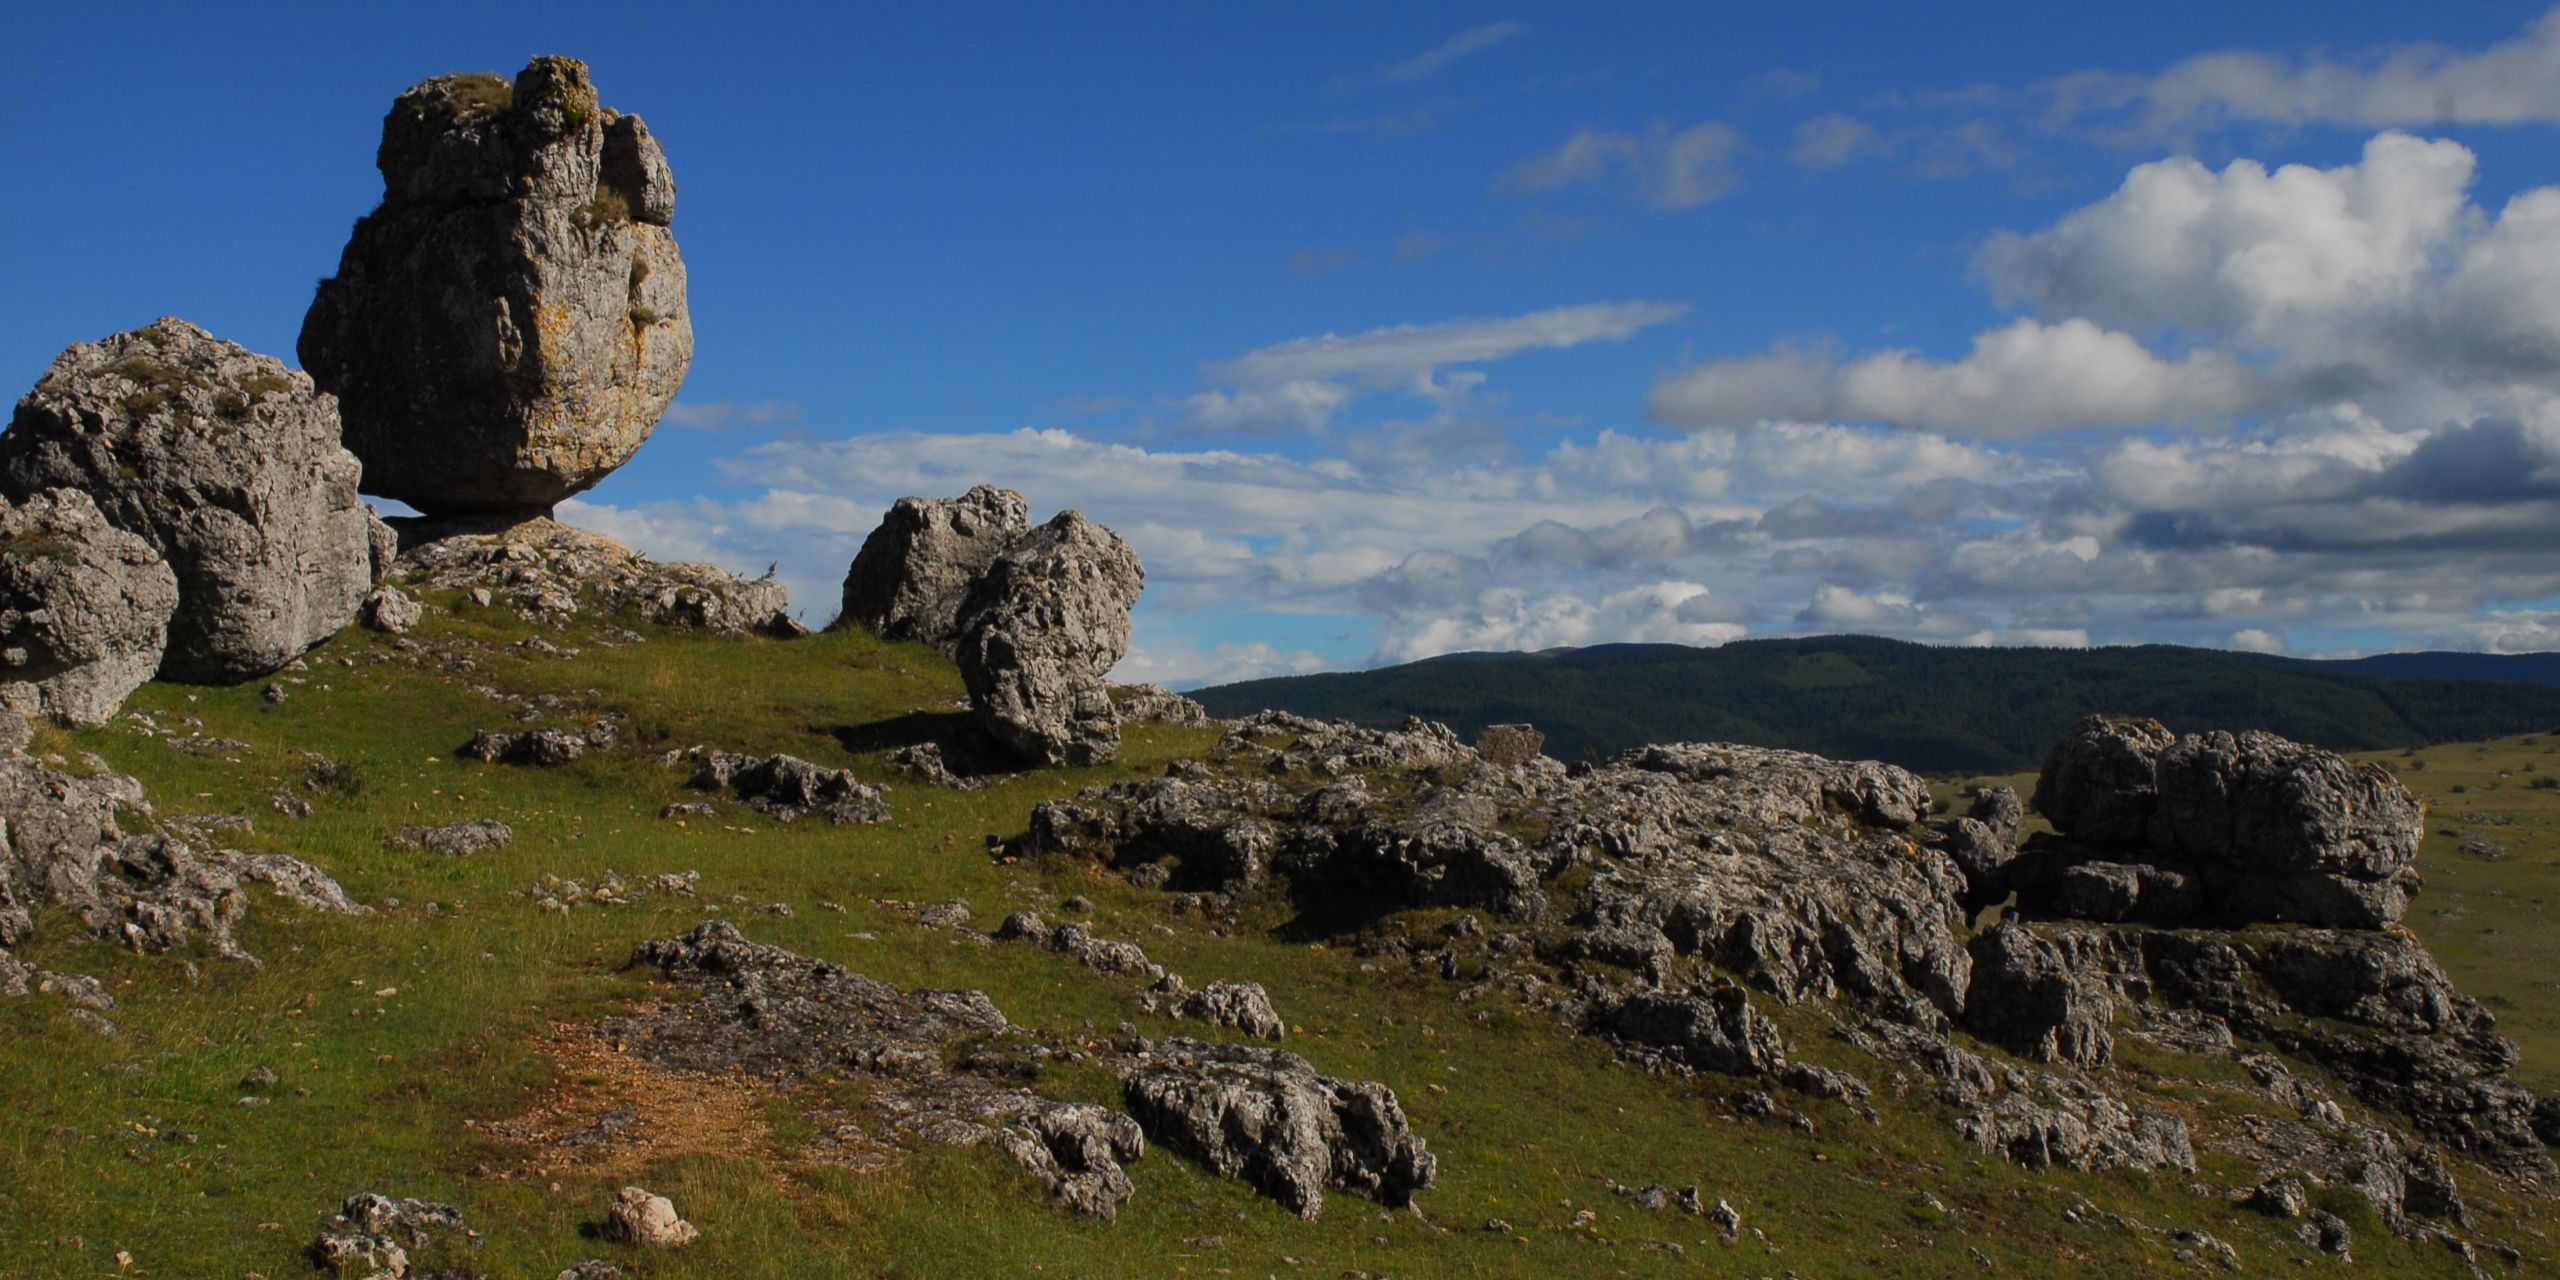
left=301, top=56, right=691, bottom=517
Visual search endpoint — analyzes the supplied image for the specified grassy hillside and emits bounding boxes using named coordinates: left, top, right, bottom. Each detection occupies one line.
left=1195, top=635, right=2560, bottom=773
left=0, top=600, right=2551, bottom=1277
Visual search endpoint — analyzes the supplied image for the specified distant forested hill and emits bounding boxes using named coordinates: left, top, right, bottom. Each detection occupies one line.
left=1191, top=636, right=2560, bottom=774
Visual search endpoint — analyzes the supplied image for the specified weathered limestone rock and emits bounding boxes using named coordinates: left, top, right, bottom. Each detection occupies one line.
left=1596, top=982, right=1789, bottom=1076
left=0, top=489, right=177, bottom=724
left=602, top=1186, right=696, bottom=1248
left=390, top=819, right=514, bottom=856
left=687, top=750, right=890, bottom=824
left=954, top=511, right=1143, bottom=767
left=300, top=57, right=691, bottom=516
left=837, top=485, right=1031, bottom=648
left=2020, top=717, right=2425, bottom=928
left=393, top=518, right=789, bottom=635
left=1474, top=723, right=1545, bottom=766
left=359, top=584, right=421, bottom=634
left=1173, top=981, right=1286, bottom=1040
left=621, top=922, right=1145, bottom=1218
left=0, top=318, right=374, bottom=683
left=308, top=1193, right=477, bottom=1278
left=0, top=707, right=362, bottom=961
left=1121, top=1037, right=1436, bottom=1219
left=1963, top=922, right=2114, bottom=1067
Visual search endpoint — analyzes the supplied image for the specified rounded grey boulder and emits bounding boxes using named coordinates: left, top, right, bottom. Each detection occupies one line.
left=0, top=489, right=177, bottom=725
left=953, top=511, right=1143, bottom=767
left=836, top=484, right=1030, bottom=649
left=300, top=56, right=691, bottom=517
left=0, top=318, right=375, bottom=683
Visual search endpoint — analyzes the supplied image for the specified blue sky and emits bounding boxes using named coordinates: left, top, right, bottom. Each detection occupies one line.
left=10, top=4, right=2560, bottom=685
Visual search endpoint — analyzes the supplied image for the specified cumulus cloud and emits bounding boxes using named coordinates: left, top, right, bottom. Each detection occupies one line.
left=1651, top=318, right=2284, bottom=434
left=1377, top=581, right=1748, bottom=664
left=1189, top=302, right=1686, bottom=432
left=1115, top=641, right=1332, bottom=689
left=1499, top=121, right=1747, bottom=209
left=2043, top=7, right=2560, bottom=135
left=2230, top=627, right=2289, bottom=654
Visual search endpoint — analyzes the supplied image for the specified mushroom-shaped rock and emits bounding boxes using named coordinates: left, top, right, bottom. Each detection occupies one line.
left=836, top=484, right=1031, bottom=649
left=0, top=318, right=374, bottom=683
left=954, top=511, right=1143, bottom=767
left=300, top=56, right=690, bottom=517
left=0, top=489, right=177, bottom=724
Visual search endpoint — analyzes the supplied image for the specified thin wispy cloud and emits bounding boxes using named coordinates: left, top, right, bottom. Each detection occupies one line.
left=1500, top=121, right=1747, bottom=210
left=661, top=399, right=805, bottom=432
left=1338, top=21, right=1523, bottom=94
left=2040, top=5, right=2560, bottom=135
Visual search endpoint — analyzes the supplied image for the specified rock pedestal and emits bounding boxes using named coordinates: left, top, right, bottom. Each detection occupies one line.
left=300, top=56, right=690, bottom=516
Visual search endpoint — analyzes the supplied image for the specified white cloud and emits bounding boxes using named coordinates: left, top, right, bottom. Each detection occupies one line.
left=1790, top=113, right=2019, bottom=179
left=1190, top=302, right=1686, bottom=432
left=1651, top=318, right=2281, bottom=434
left=1377, top=581, right=1747, bottom=664
left=2043, top=8, right=2560, bottom=135
left=1792, top=113, right=1886, bottom=170
left=1499, top=121, right=1747, bottom=210
left=661, top=399, right=804, bottom=432
left=2230, top=627, right=2289, bottom=654
left=1978, top=132, right=2476, bottom=350
left=1113, top=641, right=1332, bottom=690
left=1342, top=21, right=1523, bottom=92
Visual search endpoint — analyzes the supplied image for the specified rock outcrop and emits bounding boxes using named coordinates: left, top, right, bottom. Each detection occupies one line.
left=954, top=511, right=1143, bottom=766
left=307, top=1193, right=478, bottom=1278
left=1023, top=707, right=2549, bottom=1224
left=0, top=488, right=177, bottom=725
left=0, top=708, right=362, bottom=965
left=686, top=750, right=890, bottom=825
left=1120, top=1037, right=1437, bottom=1220
left=619, top=921, right=1144, bottom=1219
left=300, top=56, right=690, bottom=517
left=2009, top=716, right=2423, bottom=928
left=392, top=518, right=789, bottom=634
left=0, top=318, right=375, bottom=683
left=836, top=485, right=1030, bottom=649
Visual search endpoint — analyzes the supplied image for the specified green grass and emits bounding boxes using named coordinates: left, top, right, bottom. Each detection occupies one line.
left=0, top=600, right=2546, bottom=1277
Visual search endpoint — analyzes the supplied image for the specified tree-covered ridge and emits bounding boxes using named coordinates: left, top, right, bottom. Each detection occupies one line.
left=1195, top=635, right=2560, bottom=773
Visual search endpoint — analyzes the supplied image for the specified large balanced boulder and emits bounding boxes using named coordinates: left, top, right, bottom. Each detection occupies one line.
left=300, top=55, right=690, bottom=517
left=0, top=489, right=177, bottom=724
left=2013, top=716, right=2423, bottom=928
left=0, top=318, right=375, bottom=683
left=953, top=511, right=1143, bottom=767
left=836, top=485, right=1030, bottom=648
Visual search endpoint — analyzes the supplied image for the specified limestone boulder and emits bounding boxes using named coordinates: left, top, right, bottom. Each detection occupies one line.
left=300, top=56, right=690, bottom=516
left=954, top=511, right=1143, bottom=766
left=837, top=485, right=1030, bottom=648
left=2022, top=716, right=2423, bottom=928
left=0, top=318, right=374, bottom=683
left=0, top=488, right=177, bottom=724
